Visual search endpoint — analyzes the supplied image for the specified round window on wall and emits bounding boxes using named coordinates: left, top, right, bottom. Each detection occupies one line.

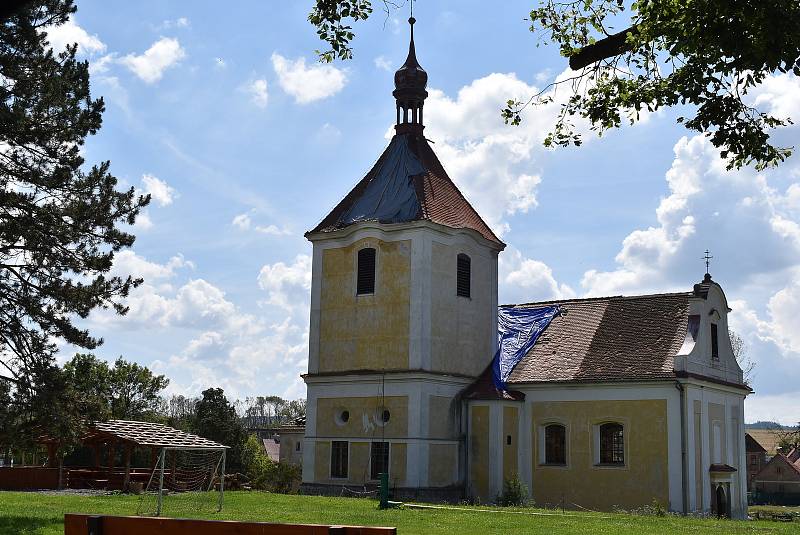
left=381, top=409, right=390, bottom=423
left=335, top=410, right=350, bottom=426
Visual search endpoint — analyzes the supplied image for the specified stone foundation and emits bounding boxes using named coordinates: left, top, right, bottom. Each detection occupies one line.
left=299, top=482, right=465, bottom=504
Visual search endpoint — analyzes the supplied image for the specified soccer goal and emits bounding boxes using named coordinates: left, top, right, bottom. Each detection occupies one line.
left=137, top=447, right=226, bottom=517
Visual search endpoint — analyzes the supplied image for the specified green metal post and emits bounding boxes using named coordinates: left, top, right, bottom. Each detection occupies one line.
left=379, top=472, right=389, bottom=509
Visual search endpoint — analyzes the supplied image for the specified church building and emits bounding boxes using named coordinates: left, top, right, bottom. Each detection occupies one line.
left=301, top=18, right=750, bottom=518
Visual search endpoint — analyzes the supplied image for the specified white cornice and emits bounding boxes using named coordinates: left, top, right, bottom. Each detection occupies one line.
left=305, top=219, right=505, bottom=252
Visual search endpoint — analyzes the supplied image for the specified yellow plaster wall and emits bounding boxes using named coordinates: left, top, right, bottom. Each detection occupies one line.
left=531, top=399, right=669, bottom=511
left=390, top=443, right=407, bottom=486
left=503, top=406, right=519, bottom=481
left=348, top=442, right=370, bottom=484
left=319, top=238, right=411, bottom=372
left=278, top=431, right=303, bottom=466
left=316, top=396, right=408, bottom=439
left=429, top=444, right=458, bottom=487
left=428, top=395, right=457, bottom=440
left=314, top=441, right=331, bottom=482
left=430, top=242, right=494, bottom=377
left=470, top=406, right=490, bottom=499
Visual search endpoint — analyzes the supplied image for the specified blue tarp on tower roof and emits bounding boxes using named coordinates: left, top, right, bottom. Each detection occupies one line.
left=492, top=305, right=559, bottom=390
left=338, top=135, right=425, bottom=226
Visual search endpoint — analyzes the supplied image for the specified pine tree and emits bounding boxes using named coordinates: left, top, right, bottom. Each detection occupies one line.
left=0, top=0, right=149, bottom=447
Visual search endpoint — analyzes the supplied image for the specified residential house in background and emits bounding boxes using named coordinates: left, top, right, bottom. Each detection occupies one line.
left=752, top=448, right=800, bottom=505
left=745, top=433, right=767, bottom=491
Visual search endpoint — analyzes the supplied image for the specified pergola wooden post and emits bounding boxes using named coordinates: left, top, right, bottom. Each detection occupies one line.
left=46, top=443, right=57, bottom=468
left=122, top=443, right=133, bottom=491
left=106, top=438, right=117, bottom=487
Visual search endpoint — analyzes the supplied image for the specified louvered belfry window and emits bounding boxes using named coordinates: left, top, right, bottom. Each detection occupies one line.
left=357, top=247, right=376, bottom=295
left=457, top=253, right=471, bottom=298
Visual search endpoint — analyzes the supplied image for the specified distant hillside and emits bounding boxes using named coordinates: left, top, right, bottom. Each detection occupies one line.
left=745, top=421, right=795, bottom=430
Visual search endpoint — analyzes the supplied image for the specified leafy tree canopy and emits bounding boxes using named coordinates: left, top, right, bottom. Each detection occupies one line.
left=309, top=0, right=800, bottom=170
left=193, top=387, right=247, bottom=471
left=62, top=354, right=169, bottom=421
left=0, top=0, right=148, bottom=445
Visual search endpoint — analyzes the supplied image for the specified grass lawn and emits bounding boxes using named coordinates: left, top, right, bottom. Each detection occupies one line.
left=0, top=491, right=797, bottom=535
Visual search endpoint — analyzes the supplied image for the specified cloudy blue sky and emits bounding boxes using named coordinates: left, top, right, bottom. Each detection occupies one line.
left=49, top=1, right=800, bottom=424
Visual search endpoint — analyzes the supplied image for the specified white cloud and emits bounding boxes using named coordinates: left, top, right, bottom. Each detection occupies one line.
left=46, top=17, right=106, bottom=56
left=232, top=213, right=252, bottom=230
left=91, top=250, right=310, bottom=399
left=141, top=174, right=177, bottom=207
left=120, top=37, right=186, bottom=84
left=271, top=53, right=347, bottom=104
left=581, top=131, right=800, bottom=297
left=499, top=248, right=575, bottom=304
left=257, top=254, right=312, bottom=312
left=232, top=212, right=291, bottom=235
left=133, top=211, right=154, bottom=231
left=154, top=17, right=190, bottom=31
left=315, top=122, right=342, bottom=145
left=751, top=73, right=800, bottom=122
left=247, top=79, right=269, bottom=108
left=374, top=56, right=392, bottom=71
left=422, top=71, right=578, bottom=236
left=111, top=250, right=192, bottom=282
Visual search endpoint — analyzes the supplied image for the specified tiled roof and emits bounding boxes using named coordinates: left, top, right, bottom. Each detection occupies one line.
left=85, top=420, right=227, bottom=449
left=505, top=293, right=692, bottom=384
left=746, top=433, right=768, bottom=454
left=262, top=439, right=280, bottom=462
left=746, top=429, right=785, bottom=456
left=461, top=365, right=525, bottom=401
left=308, top=132, right=503, bottom=246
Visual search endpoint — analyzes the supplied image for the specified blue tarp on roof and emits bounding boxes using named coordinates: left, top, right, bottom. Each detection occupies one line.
left=492, top=305, right=559, bottom=390
left=338, top=135, right=425, bottom=226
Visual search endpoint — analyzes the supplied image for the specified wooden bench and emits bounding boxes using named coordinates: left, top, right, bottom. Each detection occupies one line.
left=64, top=514, right=397, bottom=535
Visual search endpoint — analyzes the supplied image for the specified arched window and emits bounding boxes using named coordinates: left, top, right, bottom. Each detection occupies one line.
left=457, top=253, right=471, bottom=298
left=544, top=424, right=566, bottom=465
left=599, top=423, right=624, bottom=464
left=357, top=247, right=376, bottom=295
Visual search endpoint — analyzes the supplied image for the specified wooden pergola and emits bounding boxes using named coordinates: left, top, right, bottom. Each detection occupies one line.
left=39, top=420, right=227, bottom=491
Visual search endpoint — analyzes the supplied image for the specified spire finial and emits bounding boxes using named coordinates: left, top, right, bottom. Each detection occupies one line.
left=392, top=5, right=427, bottom=134
left=703, top=249, right=713, bottom=280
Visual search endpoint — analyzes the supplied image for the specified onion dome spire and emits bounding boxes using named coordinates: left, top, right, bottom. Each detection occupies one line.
left=393, top=17, right=428, bottom=134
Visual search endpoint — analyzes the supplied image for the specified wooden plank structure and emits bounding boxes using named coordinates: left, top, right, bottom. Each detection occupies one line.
left=31, top=420, right=227, bottom=492
left=64, top=514, right=397, bottom=535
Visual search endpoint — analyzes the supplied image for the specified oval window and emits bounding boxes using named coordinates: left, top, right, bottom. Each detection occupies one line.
left=382, top=409, right=391, bottom=423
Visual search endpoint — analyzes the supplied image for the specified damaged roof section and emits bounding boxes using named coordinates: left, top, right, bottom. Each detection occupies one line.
left=505, top=293, right=692, bottom=384
left=308, top=132, right=504, bottom=247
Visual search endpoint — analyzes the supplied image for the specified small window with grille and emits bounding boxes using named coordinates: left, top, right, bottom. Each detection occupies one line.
left=357, top=247, right=376, bottom=295
left=544, top=424, right=567, bottom=465
left=711, top=323, right=719, bottom=360
left=330, top=441, right=348, bottom=478
left=370, top=442, right=390, bottom=480
left=457, top=253, right=471, bottom=298
left=599, top=423, right=624, bottom=465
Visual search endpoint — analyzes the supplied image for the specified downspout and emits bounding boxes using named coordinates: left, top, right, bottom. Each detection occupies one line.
left=463, top=399, right=470, bottom=499
left=675, top=381, right=688, bottom=514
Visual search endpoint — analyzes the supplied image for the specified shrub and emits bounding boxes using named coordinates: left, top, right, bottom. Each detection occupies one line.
left=498, top=474, right=529, bottom=507
left=241, top=434, right=301, bottom=493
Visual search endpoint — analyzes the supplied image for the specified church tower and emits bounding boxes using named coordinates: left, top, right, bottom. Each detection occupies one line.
left=302, top=18, right=504, bottom=498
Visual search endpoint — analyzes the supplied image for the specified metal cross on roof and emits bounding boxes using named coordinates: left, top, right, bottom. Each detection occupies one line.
left=703, top=249, right=713, bottom=275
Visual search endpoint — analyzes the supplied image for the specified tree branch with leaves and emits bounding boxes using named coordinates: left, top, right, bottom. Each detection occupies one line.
left=308, top=0, right=800, bottom=171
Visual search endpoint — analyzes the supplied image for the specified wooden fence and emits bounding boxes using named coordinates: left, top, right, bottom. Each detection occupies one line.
left=64, top=514, right=397, bottom=535
left=0, top=467, right=59, bottom=490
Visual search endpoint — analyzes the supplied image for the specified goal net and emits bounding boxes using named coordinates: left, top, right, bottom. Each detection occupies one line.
left=137, top=447, right=226, bottom=517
